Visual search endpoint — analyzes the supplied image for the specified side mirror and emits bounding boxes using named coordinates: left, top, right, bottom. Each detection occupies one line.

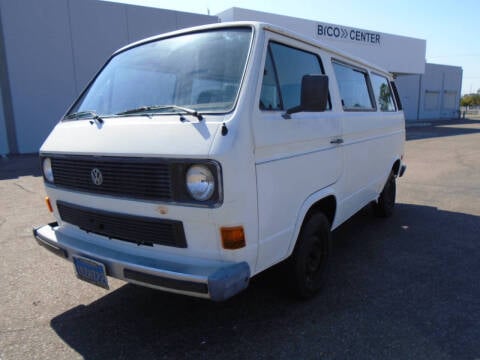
left=286, top=74, right=329, bottom=115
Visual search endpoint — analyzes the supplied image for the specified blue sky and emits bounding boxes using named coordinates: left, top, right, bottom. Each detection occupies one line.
left=110, top=0, right=479, bottom=95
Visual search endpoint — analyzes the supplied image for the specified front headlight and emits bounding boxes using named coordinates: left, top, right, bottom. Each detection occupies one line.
left=186, top=165, right=215, bottom=201
left=42, top=157, right=54, bottom=183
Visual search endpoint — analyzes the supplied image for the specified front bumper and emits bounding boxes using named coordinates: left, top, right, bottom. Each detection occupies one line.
left=33, top=222, right=250, bottom=301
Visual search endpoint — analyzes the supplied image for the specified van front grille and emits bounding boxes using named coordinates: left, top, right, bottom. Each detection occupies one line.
left=57, top=201, right=187, bottom=248
left=50, top=156, right=173, bottom=201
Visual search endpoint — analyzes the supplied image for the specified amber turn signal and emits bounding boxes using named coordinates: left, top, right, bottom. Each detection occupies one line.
left=221, top=226, right=246, bottom=250
left=45, top=196, right=53, bottom=213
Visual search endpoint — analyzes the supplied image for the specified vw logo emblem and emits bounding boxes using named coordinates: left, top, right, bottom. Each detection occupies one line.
left=90, top=168, right=103, bottom=186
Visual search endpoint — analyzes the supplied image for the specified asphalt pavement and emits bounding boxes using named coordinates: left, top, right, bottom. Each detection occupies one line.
left=1, top=118, right=479, bottom=359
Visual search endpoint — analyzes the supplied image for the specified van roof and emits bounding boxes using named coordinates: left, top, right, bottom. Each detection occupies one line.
left=114, top=21, right=392, bottom=77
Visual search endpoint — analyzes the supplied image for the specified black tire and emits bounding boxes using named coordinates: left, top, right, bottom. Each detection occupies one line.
left=289, top=212, right=331, bottom=299
left=374, top=171, right=396, bottom=218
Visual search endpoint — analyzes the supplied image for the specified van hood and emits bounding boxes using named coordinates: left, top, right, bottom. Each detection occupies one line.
left=40, top=116, right=222, bottom=157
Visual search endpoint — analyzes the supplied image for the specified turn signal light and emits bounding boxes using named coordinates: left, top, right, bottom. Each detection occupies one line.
left=45, top=197, right=53, bottom=213
left=221, top=226, right=246, bottom=250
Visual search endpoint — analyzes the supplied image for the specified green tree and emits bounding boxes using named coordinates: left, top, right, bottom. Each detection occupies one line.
left=460, top=93, right=480, bottom=106
left=379, top=83, right=393, bottom=111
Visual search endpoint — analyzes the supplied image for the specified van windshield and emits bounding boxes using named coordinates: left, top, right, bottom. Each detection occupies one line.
left=67, top=28, right=252, bottom=119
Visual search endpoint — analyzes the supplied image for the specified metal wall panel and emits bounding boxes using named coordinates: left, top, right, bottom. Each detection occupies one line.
left=0, top=3, right=8, bottom=155
left=0, top=0, right=77, bottom=154
left=396, top=64, right=463, bottom=121
left=396, top=74, right=421, bottom=121
left=0, top=82, right=7, bottom=155
left=0, top=0, right=217, bottom=154
left=69, top=0, right=129, bottom=94
left=125, top=5, right=177, bottom=42
left=176, top=11, right=219, bottom=29
left=419, top=64, right=462, bottom=120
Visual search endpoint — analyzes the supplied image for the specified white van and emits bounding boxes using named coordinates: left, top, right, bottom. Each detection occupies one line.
left=34, top=22, right=406, bottom=301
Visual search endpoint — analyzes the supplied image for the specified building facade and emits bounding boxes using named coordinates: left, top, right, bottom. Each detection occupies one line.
left=219, top=7, right=463, bottom=123
left=0, top=1, right=463, bottom=155
left=218, top=7, right=427, bottom=75
left=0, top=0, right=217, bottom=155
left=396, top=63, right=463, bottom=121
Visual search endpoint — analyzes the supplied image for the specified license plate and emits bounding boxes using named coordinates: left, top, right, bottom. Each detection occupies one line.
left=73, top=256, right=109, bottom=290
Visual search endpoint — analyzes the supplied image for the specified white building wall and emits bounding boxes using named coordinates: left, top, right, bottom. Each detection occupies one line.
left=396, top=63, right=463, bottom=121
left=0, top=2, right=465, bottom=154
left=438, top=64, right=463, bottom=118
left=220, top=8, right=462, bottom=122
left=395, top=74, right=421, bottom=121
left=218, top=7, right=426, bottom=75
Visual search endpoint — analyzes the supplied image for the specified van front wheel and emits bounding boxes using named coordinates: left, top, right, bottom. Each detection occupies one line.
left=374, top=171, right=396, bottom=217
left=289, top=212, right=331, bottom=299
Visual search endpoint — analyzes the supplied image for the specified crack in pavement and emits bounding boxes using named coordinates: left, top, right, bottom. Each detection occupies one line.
left=14, top=182, right=35, bottom=194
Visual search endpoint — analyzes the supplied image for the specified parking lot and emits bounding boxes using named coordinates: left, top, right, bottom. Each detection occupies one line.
left=1, top=118, right=479, bottom=359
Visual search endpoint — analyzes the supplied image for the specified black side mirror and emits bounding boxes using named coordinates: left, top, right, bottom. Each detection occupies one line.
left=286, top=74, right=329, bottom=115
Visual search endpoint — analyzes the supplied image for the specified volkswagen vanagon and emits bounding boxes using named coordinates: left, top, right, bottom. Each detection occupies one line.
left=34, top=22, right=406, bottom=301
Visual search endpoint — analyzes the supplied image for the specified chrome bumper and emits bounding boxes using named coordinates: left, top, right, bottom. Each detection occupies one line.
left=33, top=222, right=250, bottom=301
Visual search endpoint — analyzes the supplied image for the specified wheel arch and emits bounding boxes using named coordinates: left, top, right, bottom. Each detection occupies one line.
left=286, top=189, right=337, bottom=259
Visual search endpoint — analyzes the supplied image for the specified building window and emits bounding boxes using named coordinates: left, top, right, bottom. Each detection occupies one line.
left=443, top=91, right=457, bottom=110
left=371, top=73, right=396, bottom=111
left=260, top=41, right=328, bottom=111
left=424, top=90, right=440, bottom=111
left=332, top=61, right=374, bottom=111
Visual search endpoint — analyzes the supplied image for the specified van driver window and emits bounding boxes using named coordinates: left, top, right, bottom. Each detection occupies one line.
left=260, top=49, right=282, bottom=110
left=260, top=42, right=329, bottom=111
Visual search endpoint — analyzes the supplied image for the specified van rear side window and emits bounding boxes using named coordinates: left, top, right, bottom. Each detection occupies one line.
left=332, top=61, right=374, bottom=111
left=260, top=42, right=329, bottom=111
left=371, top=73, right=396, bottom=111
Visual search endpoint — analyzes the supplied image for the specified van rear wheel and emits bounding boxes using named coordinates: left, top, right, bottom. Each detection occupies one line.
left=289, top=212, right=331, bottom=299
left=374, top=171, right=396, bottom=218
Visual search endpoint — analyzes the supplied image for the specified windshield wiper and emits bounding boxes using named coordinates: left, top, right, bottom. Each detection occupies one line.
left=116, top=105, right=203, bottom=121
left=64, top=110, right=104, bottom=124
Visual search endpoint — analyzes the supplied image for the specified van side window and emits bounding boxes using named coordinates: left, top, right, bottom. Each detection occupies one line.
left=390, top=81, right=403, bottom=110
left=260, top=48, right=283, bottom=110
left=260, top=42, right=329, bottom=111
left=332, top=61, right=374, bottom=111
left=371, top=73, right=396, bottom=111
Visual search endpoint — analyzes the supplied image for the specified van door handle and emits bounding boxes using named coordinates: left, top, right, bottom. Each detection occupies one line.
left=330, top=138, right=344, bottom=144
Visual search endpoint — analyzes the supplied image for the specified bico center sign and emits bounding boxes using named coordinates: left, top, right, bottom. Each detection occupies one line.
left=317, top=24, right=381, bottom=45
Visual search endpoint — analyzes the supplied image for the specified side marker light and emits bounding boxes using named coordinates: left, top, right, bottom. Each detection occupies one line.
left=45, top=197, right=53, bottom=213
left=221, top=226, right=246, bottom=250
